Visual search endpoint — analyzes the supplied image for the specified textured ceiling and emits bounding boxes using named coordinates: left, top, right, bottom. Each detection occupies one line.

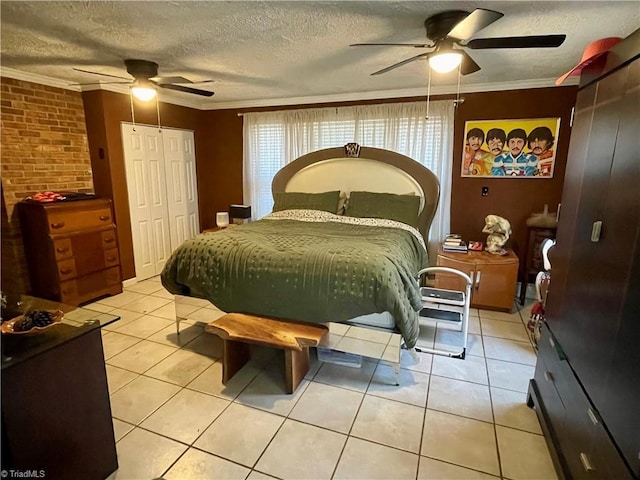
left=1, top=1, right=638, bottom=108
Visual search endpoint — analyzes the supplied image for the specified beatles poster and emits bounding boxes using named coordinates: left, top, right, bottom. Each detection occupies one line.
left=461, top=118, right=561, bottom=178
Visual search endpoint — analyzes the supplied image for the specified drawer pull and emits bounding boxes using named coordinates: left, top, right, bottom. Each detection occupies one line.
left=591, top=221, right=603, bottom=242
left=580, top=452, right=595, bottom=472
left=99, top=215, right=110, bottom=221
left=549, top=336, right=555, bottom=348
left=104, top=237, right=115, bottom=244
left=56, top=247, right=69, bottom=253
left=60, top=268, right=73, bottom=275
left=107, top=256, right=117, bottom=262
left=587, top=408, right=599, bottom=425
left=475, top=270, right=481, bottom=290
left=51, top=222, right=65, bottom=229
left=544, top=371, right=554, bottom=382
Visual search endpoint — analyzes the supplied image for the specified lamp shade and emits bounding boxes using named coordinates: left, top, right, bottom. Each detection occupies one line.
left=428, top=52, right=463, bottom=73
left=215, top=212, right=229, bottom=228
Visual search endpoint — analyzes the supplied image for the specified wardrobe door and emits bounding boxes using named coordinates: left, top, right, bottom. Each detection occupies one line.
left=553, top=66, right=630, bottom=408
left=162, top=128, right=200, bottom=250
left=545, top=83, right=597, bottom=321
left=593, top=58, right=640, bottom=476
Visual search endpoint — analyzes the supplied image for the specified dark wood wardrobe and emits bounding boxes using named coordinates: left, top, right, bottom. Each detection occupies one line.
left=528, top=30, right=639, bottom=479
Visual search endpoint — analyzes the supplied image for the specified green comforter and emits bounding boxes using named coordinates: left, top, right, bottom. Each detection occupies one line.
left=161, top=212, right=427, bottom=348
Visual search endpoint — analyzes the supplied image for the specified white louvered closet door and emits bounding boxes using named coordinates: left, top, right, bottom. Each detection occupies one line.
left=162, top=128, right=200, bottom=250
left=122, top=124, right=200, bottom=281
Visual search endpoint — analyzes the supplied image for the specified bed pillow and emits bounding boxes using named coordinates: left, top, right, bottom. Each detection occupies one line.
left=345, top=191, right=421, bottom=228
left=272, top=191, right=341, bottom=214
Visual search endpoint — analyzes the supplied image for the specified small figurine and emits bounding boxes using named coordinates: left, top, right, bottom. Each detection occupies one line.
left=482, top=215, right=512, bottom=255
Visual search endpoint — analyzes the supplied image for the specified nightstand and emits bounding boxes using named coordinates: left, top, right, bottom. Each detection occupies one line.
left=435, top=246, right=519, bottom=311
left=202, top=225, right=236, bottom=233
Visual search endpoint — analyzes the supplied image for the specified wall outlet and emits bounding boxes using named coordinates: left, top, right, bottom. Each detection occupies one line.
left=482, top=186, right=489, bottom=196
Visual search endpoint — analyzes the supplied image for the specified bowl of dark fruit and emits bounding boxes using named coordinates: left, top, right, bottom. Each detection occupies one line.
left=1, top=310, right=64, bottom=335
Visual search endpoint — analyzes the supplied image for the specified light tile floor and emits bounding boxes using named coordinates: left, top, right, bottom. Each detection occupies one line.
left=89, top=276, right=556, bottom=480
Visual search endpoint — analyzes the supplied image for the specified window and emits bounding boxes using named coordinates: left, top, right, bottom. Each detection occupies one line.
left=243, top=101, right=455, bottom=254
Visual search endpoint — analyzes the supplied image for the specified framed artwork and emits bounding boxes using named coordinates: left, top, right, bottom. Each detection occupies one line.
left=461, top=118, right=561, bottom=178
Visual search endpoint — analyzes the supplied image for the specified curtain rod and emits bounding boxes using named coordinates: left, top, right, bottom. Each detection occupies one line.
left=236, top=98, right=464, bottom=116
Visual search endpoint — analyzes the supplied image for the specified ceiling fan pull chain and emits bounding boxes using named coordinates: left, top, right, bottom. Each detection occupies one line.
left=455, top=62, right=462, bottom=108
left=156, top=95, right=162, bottom=131
left=129, top=91, right=137, bottom=132
left=425, top=65, right=432, bottom=120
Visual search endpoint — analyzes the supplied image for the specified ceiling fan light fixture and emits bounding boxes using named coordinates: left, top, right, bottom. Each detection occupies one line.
left=428, top=51, right=463, bottom=73
left=131, top=83, right=157, bottom=102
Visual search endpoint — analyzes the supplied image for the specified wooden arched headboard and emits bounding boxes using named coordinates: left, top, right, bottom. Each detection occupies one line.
left=272, top=144, right=440, bottom=244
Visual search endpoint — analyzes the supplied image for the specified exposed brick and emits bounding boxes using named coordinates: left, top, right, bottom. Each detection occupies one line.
left=1, top=107, right=25, bottom=116
left=1, top=76, right=93, bottom=294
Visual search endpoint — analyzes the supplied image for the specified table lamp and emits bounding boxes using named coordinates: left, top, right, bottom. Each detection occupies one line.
left=215, top=212, right=229, bottom=229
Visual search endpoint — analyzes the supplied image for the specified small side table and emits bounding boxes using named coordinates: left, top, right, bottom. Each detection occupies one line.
left=436, top=246, right=519, bottom=312
left=202, top=225, right=236, bottom=233
left=1, top=297, right=120, bottom=479
left=519, top=226, right=557, bottom=305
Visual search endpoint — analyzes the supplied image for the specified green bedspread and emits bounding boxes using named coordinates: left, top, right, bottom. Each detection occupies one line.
left=161, top=212, right=427, bottom=348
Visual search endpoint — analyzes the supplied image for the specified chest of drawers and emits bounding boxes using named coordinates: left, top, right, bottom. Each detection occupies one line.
left=17, top=198, right=122, bottom=305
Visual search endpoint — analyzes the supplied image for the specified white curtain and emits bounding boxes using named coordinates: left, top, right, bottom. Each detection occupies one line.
left=243, top=100, right=455, bottom=260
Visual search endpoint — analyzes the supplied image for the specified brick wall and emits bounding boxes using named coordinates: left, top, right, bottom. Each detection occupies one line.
left=1, top=77, right=94, bottom=295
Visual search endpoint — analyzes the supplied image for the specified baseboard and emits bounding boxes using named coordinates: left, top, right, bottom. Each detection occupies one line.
left=122, top=277, right=138, bottom=288
left=516, top=282, right=538, bottom=302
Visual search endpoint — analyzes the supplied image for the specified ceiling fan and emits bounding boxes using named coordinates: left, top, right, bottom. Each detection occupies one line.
left=73, top=59, right=214, bottom=99
left=351, top=8, right=566, bottom=76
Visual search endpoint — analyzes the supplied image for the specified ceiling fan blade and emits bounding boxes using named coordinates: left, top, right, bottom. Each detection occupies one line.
left=73, top=67, right=131, bottom=81
left=151, top=75, right=193, bottom=84
left=371, top=53, right=429, bottom=76
left=466, top=34, right=566, bottom=49
left=157, top=83, right=214, bottom=97
left=350, top=43, right=431, bottom=48
left=447, top=8, right=504, bottom=41
left=459, top=50, right=481, bottom=75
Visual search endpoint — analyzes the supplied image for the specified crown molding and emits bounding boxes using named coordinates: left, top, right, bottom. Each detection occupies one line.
left=0, top=67, right=205, bottom=109
left=205, top=77, right=580, bottom=110
left=0, top=67, right=82, bottom=92
left=1, top=66, right=578, bottom=111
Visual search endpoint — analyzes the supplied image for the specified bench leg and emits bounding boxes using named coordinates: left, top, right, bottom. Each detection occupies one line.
left=284, top=347, right=310, bottom=394
left=222, top=339, right=251, bottom=384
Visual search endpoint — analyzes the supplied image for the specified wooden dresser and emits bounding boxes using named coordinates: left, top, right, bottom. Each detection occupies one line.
left=435, top=246, right=519, bottom=311
left=17, top=198, right=122, bottom=305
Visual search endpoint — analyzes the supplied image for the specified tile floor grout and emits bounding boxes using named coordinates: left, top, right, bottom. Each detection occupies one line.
left=97, top=277, right=553, bottom=480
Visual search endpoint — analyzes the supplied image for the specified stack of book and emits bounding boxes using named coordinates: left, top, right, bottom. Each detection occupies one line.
left=443, top=234, right=468, bottom=252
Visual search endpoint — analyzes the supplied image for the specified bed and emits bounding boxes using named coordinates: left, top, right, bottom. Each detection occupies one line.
left=161, top=143, right=440, bottom=349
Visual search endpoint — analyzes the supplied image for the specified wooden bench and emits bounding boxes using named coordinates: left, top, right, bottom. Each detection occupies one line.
left=205, top=313, right=329, bottom=394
